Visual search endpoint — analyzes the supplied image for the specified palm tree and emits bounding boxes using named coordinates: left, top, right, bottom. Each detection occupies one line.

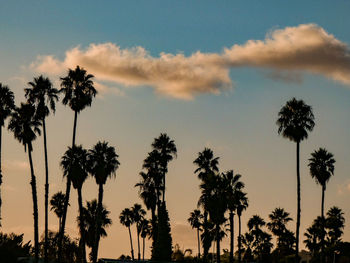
left=79, top=199, right=112, bottom=262
left=8, top=103, right=41, bottom=263
left=304, top=216, right=325, bottom=257
left=120, top=208, right=135, bottom=260
left=132, top=204, right=146, bottom=261
left=60, top=145, right=89, bottom=263
left=139, top=218, right=151, bottom=260
left=88, top=141, right=119, bottom=263
left=222, top=170, right=244, bottom=263
left=277, top=97, right=315, bottom=262
left=267, top=208, right=293, bottom=253
left=50, top=191, right=67, bottom=233
left=0, top=83, right=15, bottom=226
left=25, top=75, right=59, bottom=263
left=326, top=206, right=345, bottom=262
left=151, top=133, right=177, bottom=203
left=188, top=209, right=203, bottom=258
left=236, top=191, right=248, bottom=263
left=58, top=66, right=96, bottom=260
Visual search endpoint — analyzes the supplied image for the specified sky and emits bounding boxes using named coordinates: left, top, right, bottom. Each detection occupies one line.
left=1, top=0, right=350, bottom=259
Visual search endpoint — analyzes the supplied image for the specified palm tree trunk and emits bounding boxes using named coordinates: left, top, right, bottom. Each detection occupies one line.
left=128, top=226, right=135, bottom=260
left=162, top=171, right=165, bottom=203
left=137, top=228, right=141, bottom=260
left=28, top=143, right=39, bottom=263
left=229, top=211, right=234, bottom=263
left=238, top=214, right=242, bottom=263
left=43, top=118, right=49, bottom=263
left=295, top=141, right=301, bottom=263
left=197, top=227, right=201, bottom=258
left=203, top=210, right=209, bottom=261
left=321, top=185, right=326, bottom=263
left=92, top=183, right=104, bottom=263
left=58, top=110, right=78, bottom=263
left=0, top=126, right=2, bottom=227
left=77, top=187, right=87, bottom=263
left=143, top=236, right=145, bottom=261
left=216, top=224, right=221, bottom=263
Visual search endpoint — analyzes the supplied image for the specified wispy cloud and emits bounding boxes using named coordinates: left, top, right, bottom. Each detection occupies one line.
left=30, top=24, right=350, bottom=99
left=3, top=160, right=29, bottom=172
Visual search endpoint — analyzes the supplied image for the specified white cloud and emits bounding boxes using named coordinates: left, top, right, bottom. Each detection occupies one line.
left=30, top=24, right=350, bottom=100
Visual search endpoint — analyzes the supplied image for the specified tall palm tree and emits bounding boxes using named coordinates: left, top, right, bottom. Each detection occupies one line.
left=277, top=98, right=315, bottom=262
left=79, top=199, right=112, bottom=262
left=267, top=208, right=293, bottom=251
left=50, top=191, right=67, bottom=233
left=8, top=103, right=41, bottom=263
left=188, top=209, right=203, bottom=258
left=60, top=145, right=89, bottom=263
left=0, top=83, right=15, bottom=226
left=222, top=170, right=244, bottom=263
left=151, top=133, right=177, bottom=203
left=139, top=218, right=151, bottom=260
left=236, top=191, right=248, bottom=263
left=120, top=208, right=135, bottom=260
left=25, top=75, right=59, bottom=263
left=132, top=204, right=146, bottom=261
left=88, top=141, right=119, bottom=263
left=194, top=148, right=219, bottom=260
left=58, top=66, right=96, bottom=261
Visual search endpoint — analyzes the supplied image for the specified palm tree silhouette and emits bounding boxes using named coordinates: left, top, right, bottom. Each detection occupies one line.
left=188, top=209, right=203, bottom=258
left=222, top=170, right=244, bottom=263
left=151, top=133, right=177, bottom=203
left=88, top=141, right=119, bottom=263
left=58, top=66, right=96, bottom=261
left=25, top=75, right=59, bottom=263
left=277, top=97, right=315, bottom=262
left=120, top=208, right=135, bottom=260
left=139, top=218, right=151, bottom=260
left=132, top=203, right=146, bottom=261
left=8, top=103, right=41, bottom=263
left=267, top=208, right=293, bottom=253
left=0, top=83, right=15, bottom=226
left=79, top=199, right=112, bottom=262
left=50, top=191, right=67, bottom=233
left=60, top=145, right=89, bottom=263
left=236, top=191, right=248, bottom=263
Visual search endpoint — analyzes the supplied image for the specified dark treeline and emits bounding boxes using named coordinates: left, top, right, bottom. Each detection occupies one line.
left=0, top=68, right=349, bottom=263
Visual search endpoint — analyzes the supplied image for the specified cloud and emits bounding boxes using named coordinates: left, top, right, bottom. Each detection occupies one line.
left=30, top=24, right=350, bottom=99
left=337, top=180, right=350, bottom=195
left=3, top=160, right=29, bottom=172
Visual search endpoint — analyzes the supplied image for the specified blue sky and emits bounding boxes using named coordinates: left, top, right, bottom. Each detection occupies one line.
left=1, top=0, right=350, bottom=259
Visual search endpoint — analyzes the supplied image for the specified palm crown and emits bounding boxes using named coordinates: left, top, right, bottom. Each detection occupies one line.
left=120, top=208, right=134, bottom=227
left=308, top=148, right=335, bottom=188
left=50, top=191, right=66, bottom=219
left=194, top=148, right=219, bottom=181
left=0, top=83, right=15, bottom=127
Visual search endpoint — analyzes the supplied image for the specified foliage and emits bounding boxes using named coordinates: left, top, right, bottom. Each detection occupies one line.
left=0, top=232, right=31, bottom=263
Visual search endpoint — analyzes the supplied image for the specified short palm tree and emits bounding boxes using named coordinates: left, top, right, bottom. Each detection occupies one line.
left=151, top=133, right=177, bottom=203
left=58, top=66, right=96, bottom=259
left=132, top=203, right=146, bottom=261
left=50, top=191, right=67, bottom=233
left=277, top=97, right=315, bottom=262
left=8, top=103, right=41, bottom=263
left=88, top=141, right=119, bottom=263
left=60, top=145, right=89, bottom=263
left=267, top=208, right=293, bottom=250
left=80, top=199, right=112, bottom=262
left=0, top=83, right=15, bottom=225
left=236, top=191, right=248, bottom=263
left=25, top=75, right=59, bottom=263
left=120, top=208, right=135, bottom=260
left=188, top=209, right=203, bottom=258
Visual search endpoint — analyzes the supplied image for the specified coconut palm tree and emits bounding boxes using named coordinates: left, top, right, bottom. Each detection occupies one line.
left=58, top=66, right=96, bottom=260
left=60, top=145, right=89, bottom=263
left=139, top=218, right=151, bottom=260
left=151, top=133, right=177, bottom=203
left=88, top=141, right=119, bottom=263
left=50, top=191, right=67, bottom=233
left=277, top=98, right=315, bottom=262
left=0, top=83, right=15, bottom=226
left=236, top=191, right=248, bottom=263
left=132, top=203, right=146, bottom=261
left=8, top=103, right=41, bottom=263
left=222, top=170, right=244, bottom=263
left=120, top=208, right=135, bottom=260
left=188, top=209, right=203, bottom=258
left=25, top=75, right=59, bottom=263
left=79, top=199, right=112, bottom=262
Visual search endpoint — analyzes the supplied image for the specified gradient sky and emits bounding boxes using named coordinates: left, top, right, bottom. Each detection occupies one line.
left=1, top=0, right=350, bottom=259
